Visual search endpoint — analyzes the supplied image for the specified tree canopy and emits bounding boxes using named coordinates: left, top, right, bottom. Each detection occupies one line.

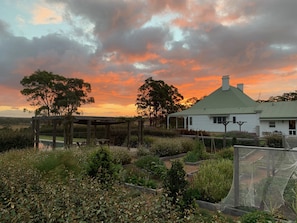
left=136, top=77, right=184, bottom=126
left=257, top=91, right=297, bottom=103
left=20, top=70, right=94, bottom=116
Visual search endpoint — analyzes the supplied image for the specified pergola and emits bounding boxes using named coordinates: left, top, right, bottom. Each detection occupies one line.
left=32, top=116, right=144, bottom=149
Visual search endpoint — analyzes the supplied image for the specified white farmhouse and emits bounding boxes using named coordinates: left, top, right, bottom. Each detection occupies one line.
left=167, top=75, right=297, bottom=137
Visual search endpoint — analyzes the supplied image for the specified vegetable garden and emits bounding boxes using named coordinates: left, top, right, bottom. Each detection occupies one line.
left=0, top=122, right=293, bottom=222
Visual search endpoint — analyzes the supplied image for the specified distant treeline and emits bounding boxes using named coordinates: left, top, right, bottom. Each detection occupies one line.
left=0, top=117, right=31, bottom=126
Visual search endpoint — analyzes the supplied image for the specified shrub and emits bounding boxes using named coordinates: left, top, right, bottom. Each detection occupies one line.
left=180, top=137, right=196, bottom=152
left=184, top=140, right=208, bottom=162
left=163, top=160, right=188, bottom=204
left=122, top=164, right=159, bottom=189
left=110, top=147, right=132, bottom=165
left=0, top=128, right=33, bottom=152
left=134, top=155, right=167, bottom=178
left=123, top=135, right=139, bottom=148
left=265, top=134, right=283, bottom=148
left=136, top=146, right=151, bottom=157
left=85, top=147, right=118, bottom=186
left=240, top=211, right=276, bottom=223
left=0, top=147, right=238, bottom=222
left=144, top=127, right=178, bottom=137
left=123, top=135, right=156, bottom=148
left=191, top=159, right=233, bottom=202
left=34, top=150, right=81, bottom=181
left=150, top=137, right=194, bottom=157
left=215, top=147, right=234, bottom=160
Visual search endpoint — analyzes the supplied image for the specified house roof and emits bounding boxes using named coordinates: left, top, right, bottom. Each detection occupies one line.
left=169, top=85, right=258, bottom=117
left=257, top=101, right=297, bottom=120
left=169, top=75, right=297, bottom=119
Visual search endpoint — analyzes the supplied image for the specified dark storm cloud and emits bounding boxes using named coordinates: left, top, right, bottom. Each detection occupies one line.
left=0, top=23, right=92, bottom=88
left=1, top=0, right=297, bottom=114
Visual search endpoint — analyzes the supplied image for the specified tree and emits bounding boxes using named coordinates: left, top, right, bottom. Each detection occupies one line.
left=20, top=70, right=94, bottom=116
left=136, top=77, right=184, bottom=126
left=182, top=97, right=200, bottom=109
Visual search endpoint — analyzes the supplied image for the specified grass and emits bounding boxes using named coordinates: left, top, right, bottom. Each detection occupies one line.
left=39, top=135, right=86, bottom=142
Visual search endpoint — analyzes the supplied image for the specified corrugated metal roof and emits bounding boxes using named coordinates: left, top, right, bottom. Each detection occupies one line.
left=257, top=101, right=297, bottom=120
left=169, top=86, right=258, bottom=117
left=169, top=82, right=297, bottom=119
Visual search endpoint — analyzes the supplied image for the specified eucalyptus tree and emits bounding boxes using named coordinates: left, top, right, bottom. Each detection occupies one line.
left=20, top=70, right=94, bottom=147
left=136, top=77, right=184, bottom=126
left=20, top=70, right=94, bottom=117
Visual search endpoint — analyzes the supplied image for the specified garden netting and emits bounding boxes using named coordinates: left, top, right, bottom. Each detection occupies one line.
left=220, top=145, right=297, bottom=212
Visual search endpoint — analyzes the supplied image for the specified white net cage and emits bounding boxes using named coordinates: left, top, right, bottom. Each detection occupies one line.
left=220, top=144, right=297, bottom=215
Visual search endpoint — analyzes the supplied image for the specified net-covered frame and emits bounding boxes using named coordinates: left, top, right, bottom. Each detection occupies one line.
left=221, top=145, right=297, bottom=212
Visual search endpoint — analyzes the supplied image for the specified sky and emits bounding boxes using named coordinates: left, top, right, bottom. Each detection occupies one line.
left=1, top=0, right=297, bottom=117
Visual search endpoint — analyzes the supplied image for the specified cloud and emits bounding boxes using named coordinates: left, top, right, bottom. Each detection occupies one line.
left=1, top=0, right=297, bottom=116
left=31, top=2, right=63, bottom=24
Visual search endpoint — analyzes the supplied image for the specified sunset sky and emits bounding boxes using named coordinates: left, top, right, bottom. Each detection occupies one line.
left=1, top=0, right=297, bottom=117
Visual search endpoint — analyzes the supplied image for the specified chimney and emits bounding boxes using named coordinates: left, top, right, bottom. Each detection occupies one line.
left=237, top=83, right=244, bottom=92
left=222, top=75, right=230, bottom=91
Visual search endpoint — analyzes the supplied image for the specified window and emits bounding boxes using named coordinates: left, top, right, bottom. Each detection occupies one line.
left=289, top=120, right=296, bottom=129
left=269, top=121, right=275, bottom=128
left=213, top=116, right=226, bottom=124
left=233, top=116, right=236, bottom=123
left=189, top=117, right=192, bottom=125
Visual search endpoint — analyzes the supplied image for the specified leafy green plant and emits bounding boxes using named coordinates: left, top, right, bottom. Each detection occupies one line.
left=163, top=160, right=188, bottom=204
left=110, top=147, right=132, bottom=165
left=191, top=159, right=233, bottom=202
left=265, top=134, right=283, bottom=148
left=85, top=147, right=118, bottom=186
left=34, top=150, right=81, bottom=180
left=150, top=137, right=194, bottom=157
left=284, top=178, right=297, bottom=216
left=123, top=164, right=158, bottom=189
left=136, top=146, right=151, bottom=157
left=240, top=211, right=276, bottom=223
left=215, top=147, right=234, bottom=160
left=184, top=140, right=208, bottom=162
left=134, top=155, right=167, bottom=178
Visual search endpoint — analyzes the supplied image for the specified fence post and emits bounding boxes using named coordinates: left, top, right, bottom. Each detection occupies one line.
left=234, top=145, right=239, bottom=207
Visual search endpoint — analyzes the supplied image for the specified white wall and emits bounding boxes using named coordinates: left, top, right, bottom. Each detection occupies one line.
left=260, top=120, right=292, bottom=136
left=188, top=113, right=260, bottom=135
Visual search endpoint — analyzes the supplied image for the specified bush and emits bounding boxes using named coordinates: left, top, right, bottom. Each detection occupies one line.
left=122, top=164, right=159, bottom=189
left=85, top=147, right=118, bottom=186
left=150, top=137, right=194, bottom=157
left=136, top=146, right=151, bottom=157
left=240, top=211, right=276, bottom=223
left=191, top=159, right=233, bottom=202
left=0, top=147, right=237, bottom=222
left=0, top=128, right=33, bottom=152
left=110, top=147, right=132, bottom=165
left=34, top=151, right=79, bottom=174
left=215, top=147, right=234, bottom=160
left=134, top=155, right=167, bottom=178
left=123, top=135, right=156, bottom=148
left=265, top=134, right=283, bottom=148
left=184, top=140, right=208, bottom=162
left=163, top=160, right=188, bottom=204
